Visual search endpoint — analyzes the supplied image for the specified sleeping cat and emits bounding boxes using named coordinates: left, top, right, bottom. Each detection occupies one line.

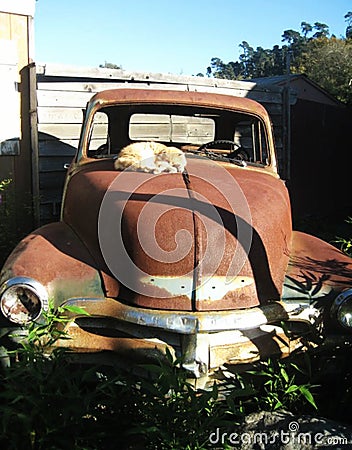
left=114, top=141, right=159, bottom=172
left=154, top=145, right=187, bottom=173
left=114, top=141, right=187, bottom=173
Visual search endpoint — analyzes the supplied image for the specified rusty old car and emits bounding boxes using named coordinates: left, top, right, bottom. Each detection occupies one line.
left=1, top=88, right=352, bottom=384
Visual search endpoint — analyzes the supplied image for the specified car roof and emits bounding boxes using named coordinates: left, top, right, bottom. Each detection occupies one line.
left=88, top=88, right=270, bottom=118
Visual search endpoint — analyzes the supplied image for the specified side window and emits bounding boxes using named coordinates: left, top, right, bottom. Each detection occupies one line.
left=235, top=119, right=269, bottom=165
left=88, top=111, right=109, bottom=156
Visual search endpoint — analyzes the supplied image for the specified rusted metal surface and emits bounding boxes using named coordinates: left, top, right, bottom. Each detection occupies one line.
left=57, top=317, right=305, bottom=382
left=185, top=157, right=291, bottom=310
left=51, top=293, right=317, bottom=379
left=0, top=222, right=105, bottom=307
left=208, top=325, right=304, bottom=368
left=61, top=297, right=292, bottom=333
left=86, top=88, right=273, bottom=122
left=283, top=230, right=352, bottom=300
left=2, top=87, right=352, bottom=376
left=62, top=154, right=291, bottom=311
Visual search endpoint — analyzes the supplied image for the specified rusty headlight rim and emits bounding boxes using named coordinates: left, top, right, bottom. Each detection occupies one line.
left=331, top=288, right=352, bottom=329
left=0, top=277, right=49, bottom=325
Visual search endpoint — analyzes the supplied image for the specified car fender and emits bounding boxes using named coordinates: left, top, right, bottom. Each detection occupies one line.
left=0, top=222, right=105, bottom=309
left=283, top=231, right=352, bottom=301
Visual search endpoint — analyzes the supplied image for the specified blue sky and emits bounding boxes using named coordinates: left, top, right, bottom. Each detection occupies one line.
left=34, top=0, right=352, bottom=76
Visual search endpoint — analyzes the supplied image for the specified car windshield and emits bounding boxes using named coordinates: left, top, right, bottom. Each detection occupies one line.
left=86, top=103, right=270, bottom=166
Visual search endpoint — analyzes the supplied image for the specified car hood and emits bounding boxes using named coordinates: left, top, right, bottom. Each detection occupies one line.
left=63, top=155, right=291, bottom=311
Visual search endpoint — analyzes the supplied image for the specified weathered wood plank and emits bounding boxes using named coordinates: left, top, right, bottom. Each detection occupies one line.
left=36, top=81, right=283, bottom=105
left=39, top=189, right=64, bottom=205
left=189, top=85, right=283, bottom=104
left=130, top=114, right=215, bottom=125
left=39, top=201, right=62, bottom=223
left=37, top=106, right=85, bottom=124
left=129, top=124, right=171, bottom=140
left=38, top=123, right=82, bottom=139
left=37, top=90, right=94, bottom=108
left=130, top=123, right=211, bottom=134
left=38, top=108, right=107, bottom=125
left=36, top=81, right=188, bottom=93
left=36, top=63, right=284, bottom=93
left=130, top=114, right=171, bottom=124
left=27, top=63, right=41, bottom=227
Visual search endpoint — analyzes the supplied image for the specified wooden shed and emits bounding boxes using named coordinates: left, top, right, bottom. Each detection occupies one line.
left=253, top=74, right=352, bottom=219
left=23, top=63, right=291, bottom=226
left=4, top=55, right=351, bottom=231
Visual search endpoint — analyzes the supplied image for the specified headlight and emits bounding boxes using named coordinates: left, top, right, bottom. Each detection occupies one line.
left=0, top=277, right=48, bottom=325
left=331, top=289, right=352, bottom=329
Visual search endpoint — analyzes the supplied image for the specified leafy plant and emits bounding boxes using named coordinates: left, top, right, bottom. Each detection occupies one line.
left=0, top=303, right=321, bottom=450
left=247, top=357, right=317, bottom=412
left=22, top=304, right=89, bottom=353
left=334, top=216, right=352, bottom=257
left=0, top=178, right=11, bottom=192
left=0, top=178, right=16, bottom=265
left=0, top=178, right=33, bottom=267
left=128, top=349, right=236, bottom=450
left=0, top=304, right=137, bottom=450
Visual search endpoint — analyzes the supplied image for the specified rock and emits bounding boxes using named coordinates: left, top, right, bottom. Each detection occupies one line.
left=209, top=410, right=352, bottom=449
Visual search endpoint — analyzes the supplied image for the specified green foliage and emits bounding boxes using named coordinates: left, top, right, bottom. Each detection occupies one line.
left=334, top=216, right=352, bottom=257
left=0, top=305, right=319, bottom=450
left=297, top=37, right=352, bottom=104
left=206, top=12, right=352, bottom=105
left=22, top=304, right=90, bottom=354
left=128, top=349, right=234, bottom=449
left=0, top=178, right=32, bottom=267
left=0, top=179, right=17, bottom=265
left=247, top=357, right=318, bottom=412
left=99, top=61, right=122, bottom=69
left=0, top=305, right=135, bottom=450
left=345, top=12, right=352, bottom=39
left=0, top=178, right=11, bottom=191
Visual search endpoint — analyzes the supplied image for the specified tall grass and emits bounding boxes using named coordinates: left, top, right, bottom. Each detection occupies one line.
left=0, top=307, right=319, bottom=450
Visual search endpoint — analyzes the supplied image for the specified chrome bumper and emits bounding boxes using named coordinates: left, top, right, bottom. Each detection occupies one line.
left=58, top=297, right=319, bottom=381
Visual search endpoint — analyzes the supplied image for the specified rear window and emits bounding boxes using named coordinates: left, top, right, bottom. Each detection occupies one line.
left=129, top=113, right=215, bottom=144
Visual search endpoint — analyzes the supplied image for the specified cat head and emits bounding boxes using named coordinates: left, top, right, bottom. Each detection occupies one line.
left=155, top=147, right=187, bottom=172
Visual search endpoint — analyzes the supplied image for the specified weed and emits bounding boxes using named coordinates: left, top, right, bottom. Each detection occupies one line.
left=128, top=349, right=235, bottom=449
left=0, top=178, right=34, bottom=267
left=0, top=305, right=320, bottom=450
left=334, top=216, right=352, bottom=257
left=0, top=179, right=16, bottom=265
left=247, top=357, right=318, bottom=413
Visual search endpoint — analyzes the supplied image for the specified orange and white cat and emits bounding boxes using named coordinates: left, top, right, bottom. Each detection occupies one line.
left=114, top=141, right=187, bottom=173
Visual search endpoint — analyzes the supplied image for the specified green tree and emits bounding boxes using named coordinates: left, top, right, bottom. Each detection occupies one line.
left=301, top=21, right=313, bottom=38
left=312, top=22, right=329, bottom=39
left=99, top=61, right=122, bottom=69
left=206, top=12, right=352, bottom=105
left=345, top=12, right=352, bottom=39
left=298, top=37, right=352, bottom=104
left=208, top=57, right=243, bottom=80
